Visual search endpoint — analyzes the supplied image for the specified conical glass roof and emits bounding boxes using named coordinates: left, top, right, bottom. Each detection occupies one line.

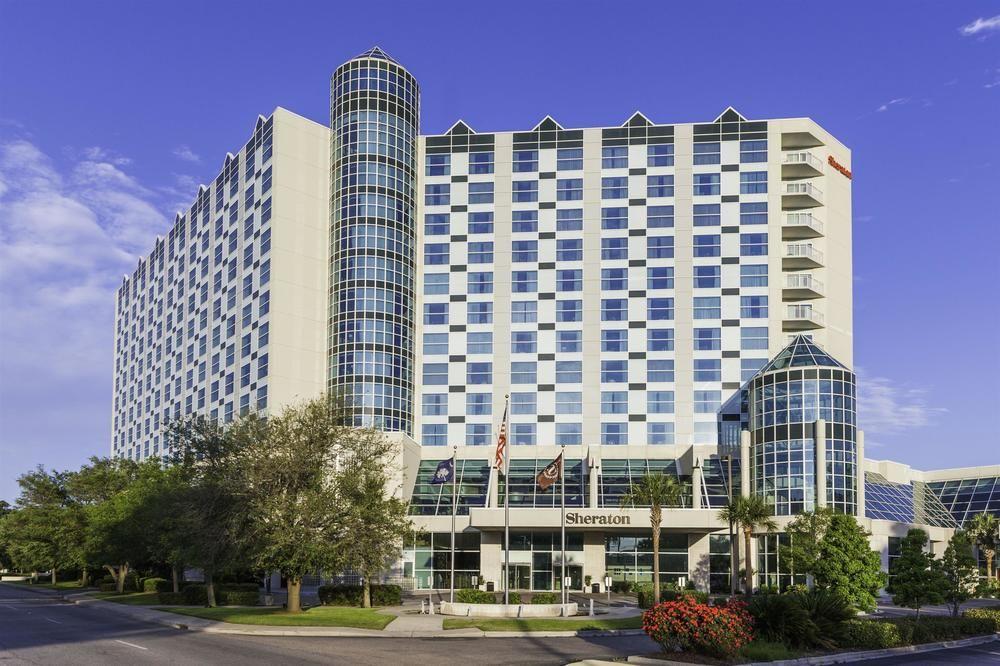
left=355, top=46, right=398, bottom=63
left=757, top=335, right=848, bottom=374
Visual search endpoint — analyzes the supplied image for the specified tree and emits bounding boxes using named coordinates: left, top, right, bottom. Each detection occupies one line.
left=889, top=529, right=946, bottom=618
left=621, top=473, right=686, bottom=603
left=940, top=530, right=979, bottom=617
left=811, top=513, right=884, bottom=612
left=780, top=508, right=834, bottom=580
left=967, top=513, right=999, bottom=584
left=718, top=495, right=777, bottom=595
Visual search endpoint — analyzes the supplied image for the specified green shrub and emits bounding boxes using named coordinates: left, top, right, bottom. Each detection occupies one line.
left=610, top=580, right=632, bottom=594
left=157, top=591, right=186, bottom=605
left=789, top=588, right=855, bottom=648
left=181, top=583, right=208, bottom=605
left=154, top=579, right=174, bottom=594
left=123, top=572, right=140, bottom=592
left=960, top=615, right=999, bottom=635
left=530, top=592, right=559, bottom=604
left=842, top=619, right=904, bottom=649
left=748, top=593, right=813, bottom=647
left=507, top=591, right=522, bottom=605
left=98, top=582, right=117, bottom=593
left=454, top=588, right=494, bottom=604
left=217, top=586, right=258, bottom=606
left=142, top=577, right=168, bottom=593
left=637, top=583, right=707, bottom=608
left=965, top=606, right=1000, bottom=625
left=316, top=584, right=402, bottom=606
left=643, top=596, right=754, bottom=658
left=97, top=575, right=114, bottom=586
left=740, top=640, right=798, bottom=662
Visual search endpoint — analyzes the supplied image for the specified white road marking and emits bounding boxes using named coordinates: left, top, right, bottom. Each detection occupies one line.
left=44, top=617, right=62, bottom=624
left=114, top=640, right=148, bottom=651
left=0, top=605, right=16, bottom=610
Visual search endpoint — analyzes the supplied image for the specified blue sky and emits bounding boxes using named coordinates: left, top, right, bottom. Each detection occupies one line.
left=1, top=1, right=998, bottom=502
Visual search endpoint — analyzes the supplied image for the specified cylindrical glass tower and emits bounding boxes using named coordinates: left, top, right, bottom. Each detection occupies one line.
left=748, top=336, right=858, bottom=516
left=329, top=47, right=418, bottom=434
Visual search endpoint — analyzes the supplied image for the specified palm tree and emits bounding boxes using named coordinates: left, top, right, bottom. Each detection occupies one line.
left=620, top=473, right=686, bottom=605
left=719, top=495, right=777, bottom=595
left=967, top=513, right=999, bottom=584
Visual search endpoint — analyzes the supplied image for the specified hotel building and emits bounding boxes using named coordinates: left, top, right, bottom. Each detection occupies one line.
left=112, top=47, right=998, bottom=593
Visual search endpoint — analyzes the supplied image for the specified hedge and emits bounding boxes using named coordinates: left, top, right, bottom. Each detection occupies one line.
left=142, top=577, right=168, bottom=593
left=843, top=616, right=999, bottom=650
left=98, top=582, right=117, bottom=593
left=181, top=584, right=208, bottom=605
left=965, top=605, right=1000, bottom=625
left=455, top=588, right=495, bottom=604
left=636, top=584, right=708, bottom=609
left=317, top=584, right=402, bottom=607
left=530, top=592, right=559, bottom=604
left=217, top=584, right=259, bottom=607
left=154, top=579, right=174, bottom=594
left=157, top=591, right=186, bottom=605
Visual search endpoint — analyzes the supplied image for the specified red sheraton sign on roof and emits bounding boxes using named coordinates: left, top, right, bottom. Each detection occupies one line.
left=828, top=155, right=852, bottom=180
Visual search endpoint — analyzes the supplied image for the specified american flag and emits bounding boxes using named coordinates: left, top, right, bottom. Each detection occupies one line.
left=494, top=404, right=508, bottom=470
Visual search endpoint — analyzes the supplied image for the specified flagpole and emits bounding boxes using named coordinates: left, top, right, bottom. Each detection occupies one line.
left=503, top=394, right=510, bottom=605
left=560, top=445, right=566, bottom=606
left=450, top=445, right=457, bottom=604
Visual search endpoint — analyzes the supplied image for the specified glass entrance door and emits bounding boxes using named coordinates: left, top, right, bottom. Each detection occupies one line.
left=507, top=564, right=530, bottom=590
left=554, top=565, right=584, bottom=591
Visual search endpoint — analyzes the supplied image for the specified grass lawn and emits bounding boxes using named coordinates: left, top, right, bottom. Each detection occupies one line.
left=6, top=580, right=91, bottom=591
left=92, top=591, right=161, bottom=606
left=442, top=615, right=643, bottom=632
left=156, top=606, right=395, bottom=630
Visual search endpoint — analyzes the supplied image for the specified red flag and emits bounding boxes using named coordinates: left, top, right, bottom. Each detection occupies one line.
left=494, top=405, right=508, bottom=470
left=536, top=453, right=562, bottom=492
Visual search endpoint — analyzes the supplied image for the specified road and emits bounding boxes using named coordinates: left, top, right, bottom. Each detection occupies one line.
left=861, top=642, right=1000, bottom=664
left=0, top=584, right=656, bottom=665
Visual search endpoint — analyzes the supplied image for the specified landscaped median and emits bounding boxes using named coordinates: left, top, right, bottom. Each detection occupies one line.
left=155, top=606, right=395, bottom=630
left=442, top=616, right=643, bottom=632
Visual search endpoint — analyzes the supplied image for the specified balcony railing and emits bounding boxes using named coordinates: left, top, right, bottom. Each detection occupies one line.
left=784, top=305, right=824, bottom=330
left=785, top=273, right=824, bottom=293
left=784, top=243, right=824, bottom=266
left=782, top=151, right=825, bottom=177
left=783, top=213, right=824, bottom=239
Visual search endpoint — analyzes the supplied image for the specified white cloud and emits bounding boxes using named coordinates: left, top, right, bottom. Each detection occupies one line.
left=81, top=146, right=131, bottom=166
left=856, top=369, right=948, bottom=443
left=960, top=15, right=1000, bottom=36
left=876, top=97, right=910, bottom=112
left=172, top=144, right=200, bottom=162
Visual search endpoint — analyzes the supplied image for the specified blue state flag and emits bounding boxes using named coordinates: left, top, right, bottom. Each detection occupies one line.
left=430, top=457, right=455, bottom=484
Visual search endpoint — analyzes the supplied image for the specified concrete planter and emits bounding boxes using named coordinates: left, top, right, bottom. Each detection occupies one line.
left=439, top=601, right=578, bottom=618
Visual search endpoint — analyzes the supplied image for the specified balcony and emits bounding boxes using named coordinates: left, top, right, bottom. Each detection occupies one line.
left=783, top=213, right=824, bottom=239
left=782, top=151, right=824, bottom=178
left=782, top=182, right=824, bottom=209
left=781, top=130, right=824, bottom=150
left=783, top=243, right=824, bottom=269
left=784, top=305, right=824, bottom=330
left=783, top=273, right=824, bottom=299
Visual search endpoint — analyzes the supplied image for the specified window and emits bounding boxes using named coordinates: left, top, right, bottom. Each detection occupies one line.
left=468, top=332, right=493, bottom=355
left=693, top=234, right=720, bottom=257
left=693, top=296, right=720, bottom=319
left=693, top=142, right=720, bottom=165
left=469, top=151, right=494, bottom=174
left=648, top=391, right=675, bottom=414
left=648, top=297, right=674, bottom=320
left=601, top=422, right=627, bottom=445
left=694, top=265, right=720, bottom=288
left=557, top=299, right=583, bottom=322
left=648, top=422, right=675, bottom=445
left=602, top=237, right=628, bottom=260
left=602, top=329, right=628, bottom=352
left=468, top=241, right=494, bottom=263
left=602, top=207, right=628, bottom=230
left=557, top=330, right=582, bottom=353
left=557, top=239, right=583, bottom=261
left=693, top=173, right=720, bottom=196
left=468, top=271, right=493, bottom=294
left=694, top=328, right=721, bottom=350
left=557, top=178, right=583, bottom=201
left=423, top=333, right=448, bottom=355
left=511, top=301, right=537, bottom=323
left=511, top=331, right=537, bottom=353
left=741, top=358, right=767, bottom=381
left=648, top=328, right=674, bottom=351
left=648, top=144, right=674, bottom=167
left=469, top=211, right=494, bottom=234
left=425, top=242, right=449, bottom=265
left=740, top=295, right=768, bottom=318
left=740, top=140, right=767, bottom=163
left=741, top=326, right=768, bottom=350
left=740, top=233, right=768, bottom=256
left=512, top=180, right=538, bottom=202
left=424, top=302, right=448, bottom=325
left=557, top=208, right=583, bottom=231
left=602, top=177, right=628, bottom=199
left=557, top=269, right=583, bottom=291
left=694, top=422, right=718, bottom=445
left=556, top=392, right=582, bottom=414
left=425, top=213, right=449, bottom=235
left=422, top=424, right=447, bottom=447
left=648, top=359, right=675, bottom=382
left=556, top=423, right=582, bottom=445
left=512, top=240, right=538, bottom=262
left=423, top=393, right=447, bottom=416
left=556, top=360, right=582, bottom=383
left=511, top=362, right=537, bottom=384
left=602, top=146, right=628, bottom=168
left=423, top=363, right=448, bottom=385
left=511, top=423, right=536, bottom=446
left=425, top=183, right=450, bottom=206
left=467, top=362, right=492, bottom=385
left=694, top=359, right=721, bottom=382
left=741, top=264, right=768, bottom=287
left=601, top=268, right=627, bottom=291
left=647, top=266, right=674, bottom=290
left=467, top=393, right=491, bottom=415
left=426, top=154, right=450, bottom=176
left=648, top=205, right=674, bottom=228
left=511, top=270, right=538, bottom=293
left=740, top=171, right=768, bottom=194
left=601, top=360, right=628, bottom=383
left=557, top=148, right=583, bottom=170
left=694, top=390, right=721, bottom=413
left=511, top=392, right=536, bottom=415
left=647, top=175, right=674, bottom=197
left=512, top=210, right=537, bottom=233
left=694, top=203, right=721, bottom=226
left=466, top=423, right=491, bottom=446
left=740, top=201, right=767, bottom=225
left=468, top=301, right=493, bottom=324
left=469, top=181, right=494, bottom=204
left=601, top=298, right=627, bottom=321
left=602, top=391, right=628, bottom=414
left=513, top=150, right=538, bottom=172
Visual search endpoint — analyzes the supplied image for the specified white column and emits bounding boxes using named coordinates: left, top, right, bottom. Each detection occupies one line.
left=588, top=455, right=600, bottom=508
left=691, top=457, right=703, bottom=510
left=815, top=419, right=827, bottom=509
left=856, top=430, right=866, bottom=517
left=739, top=430, right=751, bottom=498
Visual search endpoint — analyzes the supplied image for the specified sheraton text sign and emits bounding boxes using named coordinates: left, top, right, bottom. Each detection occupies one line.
left=566, top=512, right=631, bottom=526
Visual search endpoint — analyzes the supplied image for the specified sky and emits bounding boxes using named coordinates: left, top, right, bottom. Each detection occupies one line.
left=1, top=1, right=998, bottom=502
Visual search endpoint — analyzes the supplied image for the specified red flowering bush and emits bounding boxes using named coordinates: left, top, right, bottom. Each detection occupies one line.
left=642, top=596, right=754, bottom=657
